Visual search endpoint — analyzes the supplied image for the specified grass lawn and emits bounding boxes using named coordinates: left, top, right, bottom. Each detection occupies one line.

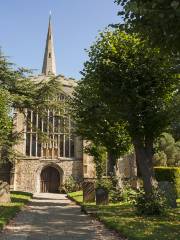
left=68, top=191, right=180, bottom=240
left=0, top=191, right=32, bottom=231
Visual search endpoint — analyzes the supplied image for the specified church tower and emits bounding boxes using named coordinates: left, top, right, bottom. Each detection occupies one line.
left=42, top=14, right=57, bottom=76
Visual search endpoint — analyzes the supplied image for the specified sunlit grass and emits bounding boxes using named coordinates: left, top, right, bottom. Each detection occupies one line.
left=0, top=191, right=32, bottom=230
left=68, top=191, right=83, bottom=203
left=68, top=192, right=180, bottom=240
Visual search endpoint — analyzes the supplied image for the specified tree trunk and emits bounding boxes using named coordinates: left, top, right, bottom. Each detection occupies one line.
left=133, top=138, right=155, bottom=196
left=136, top=159, right=142, bottom=178
left=107, top=152, right=117, bottom=176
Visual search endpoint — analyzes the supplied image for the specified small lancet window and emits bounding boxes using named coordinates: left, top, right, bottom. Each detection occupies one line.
left=49, top=52, right=51, bottom=58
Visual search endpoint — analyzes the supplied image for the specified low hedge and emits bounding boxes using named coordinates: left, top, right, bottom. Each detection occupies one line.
left=154, top=167, right=180, bottom=198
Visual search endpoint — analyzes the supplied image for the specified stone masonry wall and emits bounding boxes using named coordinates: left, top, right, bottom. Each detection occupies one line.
left=14, top=158, right=83, bottom=193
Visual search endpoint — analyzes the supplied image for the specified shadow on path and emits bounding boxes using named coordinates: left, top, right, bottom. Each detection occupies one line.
left=0, top=193, right=122, bottom=240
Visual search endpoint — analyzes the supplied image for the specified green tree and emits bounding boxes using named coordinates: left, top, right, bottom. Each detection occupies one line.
left=115, top=0, right=180, bottom=54
left=0, top=89, right=12, bottom=147
left=0, top=55, right=62, bottom=112
left=170, top=92, right=180, bottom=140
left=154, top=132, right=180, bottom=166
left=0, top=53, right=62, bottom=163
left=80, top=29, right=177, bottom=196
left=85, top=143, right=107, bottom=180
left=71, top=79, right=131, bottom=176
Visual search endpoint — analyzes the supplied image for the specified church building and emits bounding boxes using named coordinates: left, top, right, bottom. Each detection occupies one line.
left=11, top=16, right=95, bottom=193
left=8, top=16, right=136, bottom=193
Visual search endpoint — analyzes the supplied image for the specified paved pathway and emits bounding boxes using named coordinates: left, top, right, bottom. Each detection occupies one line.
left=0, top=193, right=123, bottom=240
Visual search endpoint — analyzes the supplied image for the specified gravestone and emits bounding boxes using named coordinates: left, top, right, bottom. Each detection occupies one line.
left=0, top=181, right=11, bottom=203
left=96, top=188, right=109, bottom=205
left=83, top=180, right=95, bottom=203
left=158, top=181, right=177, bottom=208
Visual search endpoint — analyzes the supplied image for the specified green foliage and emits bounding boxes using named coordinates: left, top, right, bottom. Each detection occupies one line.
left=62, top=176, right=82, bottom=193
left=0, top=89, right=12, bottom=147
left=67, top=191, right=83, bottom=204
left=110, top=188, right=122, bottom=203
left=0, top=52, right=62, bottom=163
left=110, top=183, right=137, bottom=203
left=85, top=143, right=107, bottom=180
left=82, top=29, right=176, bottom=141
left=69, top=190, right=180, bottom=240
left=0, top=191, right=32, bottom=230
left=120, top=185, right=137, bottom=203
left=79, top=28, right=177, bottom=195
left=134, top=187, right=168, bottom=215
left=154, top=133, right=180, bottom=166
left=170, top=92, right=180, bottom=140
left=96, top=178, right=113, bottom=193
left=115, top=0, right=180, bottom=54
left=71, top=67, right=132, bottom=171
left=154, top=167, right=180, bottom=198
left=153, top=151, right=167, bottom=167
left=0, top=55, right=62, bottom=111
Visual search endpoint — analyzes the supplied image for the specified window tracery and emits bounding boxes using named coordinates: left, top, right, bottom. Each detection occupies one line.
left=25, top=94, right=75, bottom=159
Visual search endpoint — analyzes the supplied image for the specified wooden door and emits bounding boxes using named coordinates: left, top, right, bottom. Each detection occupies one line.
left=40, top=166, right=60, bottom=193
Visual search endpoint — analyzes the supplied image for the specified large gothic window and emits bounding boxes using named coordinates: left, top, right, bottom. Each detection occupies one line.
left=25, top=94, right=75, bottom=159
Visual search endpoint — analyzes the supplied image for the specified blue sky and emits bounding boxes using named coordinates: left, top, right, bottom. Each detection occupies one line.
left=0, top=0, right=122, bottom=79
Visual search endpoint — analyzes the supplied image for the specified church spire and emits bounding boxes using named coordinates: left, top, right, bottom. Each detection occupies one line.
left=42, top=13, right=57, bottom=76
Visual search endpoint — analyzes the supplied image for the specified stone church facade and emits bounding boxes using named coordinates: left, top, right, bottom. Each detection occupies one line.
left=5, top=16, right=136, bottom=193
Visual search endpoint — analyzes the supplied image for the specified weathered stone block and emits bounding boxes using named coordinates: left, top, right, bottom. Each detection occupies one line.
left=96, top=187, right=109, bottom=205
left=158, top=181, right=177, bottom=208
left=83, top=180, right=95, bottom=203
left=0, top=181, right=11, bottom=203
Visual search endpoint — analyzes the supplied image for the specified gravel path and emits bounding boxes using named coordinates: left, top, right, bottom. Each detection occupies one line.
left=0, top=193, right=123, bottom=240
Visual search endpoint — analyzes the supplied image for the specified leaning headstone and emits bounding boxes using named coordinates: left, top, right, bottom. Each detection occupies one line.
left=0, top=181, right=11, bottom=203
left=158, top=181, right=177, bottom=208
left=96, top=187, right=109, bottom=205
left=83, top=180, right=95, bottom=203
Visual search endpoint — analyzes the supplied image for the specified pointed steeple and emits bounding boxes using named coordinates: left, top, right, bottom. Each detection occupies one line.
left=42, top=13, right=57, bottom=76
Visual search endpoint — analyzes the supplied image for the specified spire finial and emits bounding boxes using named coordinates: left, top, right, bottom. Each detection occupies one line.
left=49, top=10, right=52, bottom=21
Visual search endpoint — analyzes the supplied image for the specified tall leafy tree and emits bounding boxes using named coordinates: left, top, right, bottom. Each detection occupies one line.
left=170, top=92, right=180, bottom=140
left=0, top=55, right=62, bottom=112
left=115, top=0, right=180, bottom=54
left=71, top=78, right=131, bottom=175
left=80, top=29, right=177, bottom=196
left=154, top=133, right=180, bottom=166
left=0, top=89, right=12, bottom=147
left=0, top=53, right=62, bottom=163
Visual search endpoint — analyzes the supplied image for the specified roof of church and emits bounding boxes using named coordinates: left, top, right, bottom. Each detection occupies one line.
left=29, top=74, right=77, bottom=96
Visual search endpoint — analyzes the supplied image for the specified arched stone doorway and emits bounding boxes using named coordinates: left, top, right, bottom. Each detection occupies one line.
left=40, top=166, right=60, bottom=193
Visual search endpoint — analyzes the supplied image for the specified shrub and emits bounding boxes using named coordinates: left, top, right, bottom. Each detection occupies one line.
left=121, top=184, right=138, bottom=203
left=153, top=151, right=167, bottom=166
left=95, top=178, right=112, bottom=193
left=62, top=176, right=82, bottom=193
left=154, top=167, right=180, bottom=198
left=134, top=187, right=168, bottom=215
left=110, top=187, right=123, bottom=203
left=110, top=183, right=137, bottom=203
